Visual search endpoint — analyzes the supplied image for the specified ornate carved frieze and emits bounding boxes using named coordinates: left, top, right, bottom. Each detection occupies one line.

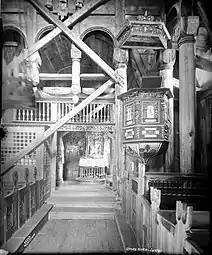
left=116, top=12, right=171, bottom=50
left=117, top=88, right=173, bottom=103
left=58, top=124, right=114, bottom=132
left=159, top=49, right=176, bottom=70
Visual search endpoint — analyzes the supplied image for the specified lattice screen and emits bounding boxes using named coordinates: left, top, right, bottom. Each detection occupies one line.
left=1, top=130, right=36, bottom=165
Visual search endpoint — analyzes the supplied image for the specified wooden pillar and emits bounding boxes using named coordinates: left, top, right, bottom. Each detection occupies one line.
left=0, top=176, right=5, bottom=246
left=113, top=47, right=128, bottom=197
left=70, top=0, right=83, bottom=102
left=159, top=49, right=176, bottom=172
left=178, top=35, right=196, bottom=173
left=50, top=132, right=57, bottom=193
left=56, top=133, right=64, bottom=188
left=114, top=0, right=127, bottom=198
left=136, top=163, right=145, bottom=245
left=0, top=2, right=4, bottom=244
left=150, top=187, right=161, bottom=249
left=26, top=1, right=37, bottom=48
left=71, top=45, right=81, bottom=98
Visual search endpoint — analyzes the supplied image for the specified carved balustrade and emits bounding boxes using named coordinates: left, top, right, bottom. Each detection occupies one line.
left=78, top=166, right=106, bottom=181
left=11, top=100, right=115, bottom=124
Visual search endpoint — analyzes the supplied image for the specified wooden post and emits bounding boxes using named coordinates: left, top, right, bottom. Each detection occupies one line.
left=114, top=47, right=128, bottom=199
left=70, top=0, right=82, bottom=98
left=24, top=168, right=31, bottom=219
left=50, top=132, right=57, bottom=193
left=71, top=45, right=81, bottom=97
left=159, top=49, right=176, bottom=172
left=150, top=187, right=161, bottom=249
left=1, top=109, right=14, bottom=123
left=56, top=133, right=64, bottom=188
left=26, top=1, right=37, bottom=48
left=114, top=0, right=128, bottom=206
left=0, top=176, right=5, bottom=246
left=178, top=36, right=196, bottom=173
left=175, top=201, right=192, bottom=254
left=136, top=163, right=145, bottom=245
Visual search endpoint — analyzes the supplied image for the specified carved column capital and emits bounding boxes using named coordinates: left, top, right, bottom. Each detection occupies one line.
left=159, top=49, right=176, bottom=70
left=178, top=35, right=196, bottom=48
left=71, top=45, right=82, bottom=59
left=113, top=48, right=128, bottom=69
left=170, top=15, right=199, bottom=49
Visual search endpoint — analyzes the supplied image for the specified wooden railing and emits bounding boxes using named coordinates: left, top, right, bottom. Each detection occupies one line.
left=3, top=169, right=45, bottom=242
left=122, top=155, right=209, bottom=254
left=13, top=101, right=115, bottom=124
left=78, top=166, right=106, bottom=180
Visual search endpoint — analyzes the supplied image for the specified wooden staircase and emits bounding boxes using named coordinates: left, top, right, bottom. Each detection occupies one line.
left=46, top=181, right=116, bottom=220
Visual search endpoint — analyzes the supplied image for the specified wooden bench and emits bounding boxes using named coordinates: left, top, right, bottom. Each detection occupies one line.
left=0, top=204, right=53, bottom=253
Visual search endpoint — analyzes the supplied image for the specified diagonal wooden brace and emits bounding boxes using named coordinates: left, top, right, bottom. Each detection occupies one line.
left=7, top=0, right=109, bottom=68
left=1, top=79, right=114, bottom=177
left=26, top=0, right=124, bottom=86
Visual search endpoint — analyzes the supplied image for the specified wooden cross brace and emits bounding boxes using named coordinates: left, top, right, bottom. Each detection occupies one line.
left=22, top=0, right=124, bottom=87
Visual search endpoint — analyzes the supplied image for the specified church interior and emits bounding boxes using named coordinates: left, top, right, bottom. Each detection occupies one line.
left=0, top=0, right=211, bottom=253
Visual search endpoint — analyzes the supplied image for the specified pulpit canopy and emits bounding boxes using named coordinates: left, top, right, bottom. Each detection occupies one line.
left=116, top=13, right=171, bottom=50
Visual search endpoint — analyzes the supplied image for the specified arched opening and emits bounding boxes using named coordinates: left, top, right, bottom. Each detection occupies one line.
left=37, top=29, right=73, bottom=88
left=2, top=28, right=26, bottom=65
left=81, top=30, right=114, bottom=89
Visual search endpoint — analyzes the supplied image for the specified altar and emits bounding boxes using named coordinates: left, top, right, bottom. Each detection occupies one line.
left=77, top=132, right=110, bottom=181
left=79, top=156, right=108, bottom=168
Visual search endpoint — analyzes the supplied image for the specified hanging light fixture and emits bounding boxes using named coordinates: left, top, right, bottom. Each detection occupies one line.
left=58, top=0, right=68, bottom=20
left=75, top=0, right=84, bottom=9
left=45, top=0, right=53, bottom=11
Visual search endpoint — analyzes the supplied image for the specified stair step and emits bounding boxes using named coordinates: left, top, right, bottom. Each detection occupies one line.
left=56, top=187, right=108, bottom=192
left=49, top=212, right=114, bottom=219
left=50, top=207, right=114, bottom=213
left=51, top=191, right=114, bottom=197
left=47, top=202, right=115, bottom=208
left=47, top=196, right=115, bottom=203
left=49, top=207, right=114, bottom=219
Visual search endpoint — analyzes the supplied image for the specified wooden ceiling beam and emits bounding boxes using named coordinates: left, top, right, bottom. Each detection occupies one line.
left=18, top=73, right=108, bottom=80
left=7, top=0, right=109, bottom=68
left=27, top=0, right=123, bottom=86
left=1, top=78, right=114, bottom=176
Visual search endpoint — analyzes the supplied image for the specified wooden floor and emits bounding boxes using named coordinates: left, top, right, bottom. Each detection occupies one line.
left=24, top=219, right=124, bottom=253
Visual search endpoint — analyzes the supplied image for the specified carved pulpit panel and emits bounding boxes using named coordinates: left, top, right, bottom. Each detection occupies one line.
left=118, top=86, right=172, bottom=164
